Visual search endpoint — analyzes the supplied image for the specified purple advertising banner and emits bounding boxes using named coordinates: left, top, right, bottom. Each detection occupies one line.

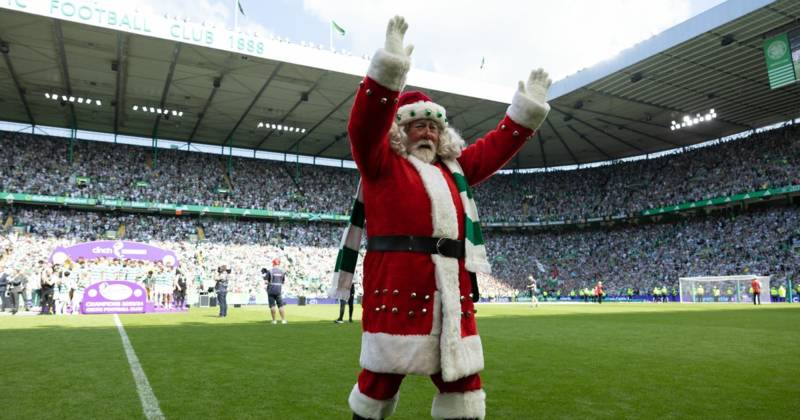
left=49, top=240, right=179, bottom=266
left=81, top=281, right=147, bottom=314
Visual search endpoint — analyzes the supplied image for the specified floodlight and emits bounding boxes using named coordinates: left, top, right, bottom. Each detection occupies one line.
left=44, top=93, right=50, bottom=99
left=96, top=100, right=101, bottom=106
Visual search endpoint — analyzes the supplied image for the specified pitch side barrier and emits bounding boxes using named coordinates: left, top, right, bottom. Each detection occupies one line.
left=2, top=184, right=799, bottom=227
left=484, top=184, right=800, bottom=228
left=0, top=191, right=348, bottom=223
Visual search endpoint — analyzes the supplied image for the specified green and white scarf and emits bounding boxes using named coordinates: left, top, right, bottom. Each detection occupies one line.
left=328, top=159, right=490, bottom=300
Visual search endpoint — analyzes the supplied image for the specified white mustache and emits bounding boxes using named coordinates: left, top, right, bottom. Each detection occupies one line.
left=411, top=140, right=435, bottom=151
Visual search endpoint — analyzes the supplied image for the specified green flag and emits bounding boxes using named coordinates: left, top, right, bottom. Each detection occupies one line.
left=331, top=20, right=346, bottom=37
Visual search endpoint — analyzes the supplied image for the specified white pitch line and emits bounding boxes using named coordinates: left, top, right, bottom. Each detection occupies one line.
left=114, top=314, right=165, bottom=420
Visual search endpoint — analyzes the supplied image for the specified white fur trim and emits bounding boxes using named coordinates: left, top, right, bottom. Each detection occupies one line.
left=405, top=156, right=458, bottom=239
left=465, top=240, right=491, bottom=274
left=431, top=389, right=486, bottom=420
left=506, top=89, right=550, bottom=130
left=434, top=253, right=485, bottom=381
left=349, top=383, right=400, bottom=419
left=431, top=291, right=442, bottom=335
left=367, top=48, right=410, bottom=92
left=360, top=332, right=441, bottom=375
left=396, top=101, right=447, bottom=128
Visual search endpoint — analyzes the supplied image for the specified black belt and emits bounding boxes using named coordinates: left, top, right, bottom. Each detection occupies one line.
left=367, top=236, right=464, bottom=259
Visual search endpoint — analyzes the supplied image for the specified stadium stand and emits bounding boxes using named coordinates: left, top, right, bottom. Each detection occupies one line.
left=1, top=124, right=798, bottom=302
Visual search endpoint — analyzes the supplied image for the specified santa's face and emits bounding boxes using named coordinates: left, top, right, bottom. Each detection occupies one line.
left=405, top=119, right=440, bottom=163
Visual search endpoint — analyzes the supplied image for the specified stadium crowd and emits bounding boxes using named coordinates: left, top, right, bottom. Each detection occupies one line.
left=1, top=124, right=798, bottom=310
left=1, top=124, right=797, bottom=222
left=1, top=202, right=797, bottom=309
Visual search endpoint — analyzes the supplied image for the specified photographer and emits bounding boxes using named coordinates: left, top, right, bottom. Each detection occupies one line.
left=173, top=269, right=187, bottom=309
left=263, top=258, right=287, bottom=324
left=0, top=264, right=10, bottom=313
left=215, top=265, right=230, bottom=317
left=9, top=268, right=29, bottom=315
left=40, top=264, right=57, bottom=315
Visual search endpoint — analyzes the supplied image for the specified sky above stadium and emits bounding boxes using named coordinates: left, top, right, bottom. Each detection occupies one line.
left=132, top=0, right=725, bottom=87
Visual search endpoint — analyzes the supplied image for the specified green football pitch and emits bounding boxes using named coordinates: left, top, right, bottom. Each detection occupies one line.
left=1, top=303, right=798, bottom=419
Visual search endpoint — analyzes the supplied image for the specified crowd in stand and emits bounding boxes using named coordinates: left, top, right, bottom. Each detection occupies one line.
left=475, top=124, right=800, bottom=222
left=1, top=125, right=798, bottom=306
left=0, top=131, right=358, bottom=214
left=2, top=124, right=797, bottom=222
left=1, top=203, right=797, bottom=307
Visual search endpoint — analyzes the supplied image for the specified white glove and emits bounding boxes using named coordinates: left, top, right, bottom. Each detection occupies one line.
left=507, top=68, right=552, bottom=130
left=367, top=16, right=414, bottom=91
left=384, top=15, right=414, bottom=58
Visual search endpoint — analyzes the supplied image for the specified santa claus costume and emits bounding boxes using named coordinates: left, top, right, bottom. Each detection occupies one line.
left=335, top=16, right=551, bottom=420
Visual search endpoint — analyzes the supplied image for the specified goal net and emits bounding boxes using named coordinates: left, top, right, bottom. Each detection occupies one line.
left=678, top=275, right=771, bottom=304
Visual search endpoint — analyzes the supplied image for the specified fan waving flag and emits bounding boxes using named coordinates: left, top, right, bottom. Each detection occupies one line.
left=332, top=20, right=346, bottom=37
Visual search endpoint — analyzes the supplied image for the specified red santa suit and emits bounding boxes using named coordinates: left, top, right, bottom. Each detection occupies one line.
left=346, top=47, right=544, bottom=420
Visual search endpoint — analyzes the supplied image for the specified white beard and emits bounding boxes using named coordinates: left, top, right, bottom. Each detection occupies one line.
left=409, top=140, right=437, bottom=164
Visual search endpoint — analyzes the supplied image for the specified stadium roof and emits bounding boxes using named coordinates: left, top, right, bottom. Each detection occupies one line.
left=0, top=0, right=798, bottom=169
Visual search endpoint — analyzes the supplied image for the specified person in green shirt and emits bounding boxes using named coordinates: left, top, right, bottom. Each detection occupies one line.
left=652, top=286, right=661, bottom=303
left=725, top=287, right=734, bottom=302
left=712, top=286, right=721, bottom=302
left=770, top=286, right=778, bottom=302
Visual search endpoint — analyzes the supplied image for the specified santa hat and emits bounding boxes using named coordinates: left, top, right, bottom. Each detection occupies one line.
left=395, top=91, right=447, bottom=128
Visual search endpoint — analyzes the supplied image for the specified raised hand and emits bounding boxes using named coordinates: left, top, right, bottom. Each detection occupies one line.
left=384, top=15, right=414, bottom=58
left=508, top=68, right=552, bottom=130
left=518, top=68, right=552, bottom=118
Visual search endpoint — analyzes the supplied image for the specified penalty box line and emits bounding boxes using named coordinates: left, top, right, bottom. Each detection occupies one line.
left=114, top=314, right=165, bottom=420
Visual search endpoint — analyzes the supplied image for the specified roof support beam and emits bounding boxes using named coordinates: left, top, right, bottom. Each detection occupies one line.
left=586, top=87, right=750, bottom=130
left=113, top=33, right=129, bottom=136
left=314, top=132, right=347, bottom=156
left=568, top=106, right=680, bottom=147
left=461, top=112, right=504, bottom=140
left=254, top=71, right=326, bottom=150
left=552, top=105, right=644, bottom=152
left=594, top=118, right=682, bottom=148
left=52, top=20, right=76, bottom=128
left=564, top=124, right=613, bottom=160
left=151, top=43, right=182, bottom=138
left=544, top=118, right=579, bottom=165
left=536, top=131, right=548, bottom=168
left=0, top=37, right=35, bottom=124
left=222, top=62, right=283, bottom=147
left=188, top=53, right=235, bottom=142
left=285, top=90, right=355, bottom=152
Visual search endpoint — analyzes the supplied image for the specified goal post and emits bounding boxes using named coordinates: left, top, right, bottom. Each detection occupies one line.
left=678, top=275, right=771, bottom=304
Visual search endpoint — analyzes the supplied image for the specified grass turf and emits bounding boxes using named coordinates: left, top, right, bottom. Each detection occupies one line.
left=1, top=303, right=798, bottom=419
